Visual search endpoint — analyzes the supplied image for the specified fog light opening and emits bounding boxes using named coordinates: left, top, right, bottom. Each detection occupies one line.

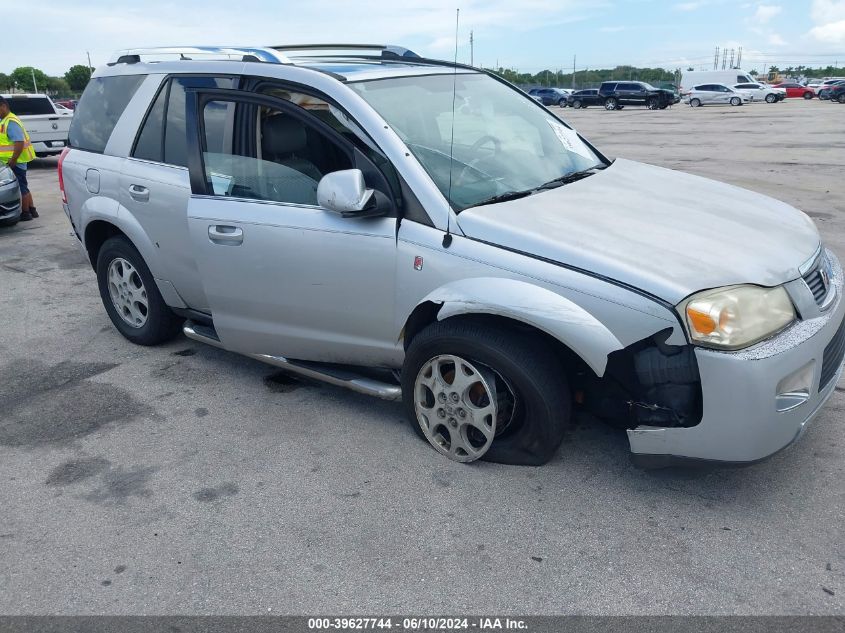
left=776, top=360, right=815, bottom=412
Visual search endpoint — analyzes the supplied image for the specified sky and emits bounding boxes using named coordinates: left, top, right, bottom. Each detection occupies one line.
left=16, top=0, right=845, bottom=77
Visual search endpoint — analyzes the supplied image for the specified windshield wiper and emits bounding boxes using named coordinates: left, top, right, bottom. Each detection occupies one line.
left=468, top=189, right=534, bottom=208
left=534, top=165, right=607, bottom=191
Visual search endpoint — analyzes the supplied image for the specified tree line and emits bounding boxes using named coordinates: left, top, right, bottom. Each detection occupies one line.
left=487, top=63, right=845, bottom=89
left=0, top=65, right=91, bottom=96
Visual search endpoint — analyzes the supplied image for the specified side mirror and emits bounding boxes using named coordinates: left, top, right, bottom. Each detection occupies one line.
left=317, top=169, right=386, bottom=218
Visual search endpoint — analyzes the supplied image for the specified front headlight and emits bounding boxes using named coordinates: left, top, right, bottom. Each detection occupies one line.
left=679, top=285, right=796, bottom=350
left=0, top=165, right=14, bottom=187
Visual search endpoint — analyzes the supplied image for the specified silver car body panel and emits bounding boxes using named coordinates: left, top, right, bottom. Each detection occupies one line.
left=62, top=54, right=843, bottom=465
left=456, top=158, right=820, bottom=305
left=629, top=250, right=844, bottom=462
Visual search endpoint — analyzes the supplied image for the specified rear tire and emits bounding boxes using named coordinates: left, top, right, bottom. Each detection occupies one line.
left=572, top=100, right=582, bottom=109
left=690, top=98, right=701, bottom=107
left=604, top=97, right=618, bottom=110
left=402, top=319, right=571, bottom=466
left=96, top=236, right=182, bottom=346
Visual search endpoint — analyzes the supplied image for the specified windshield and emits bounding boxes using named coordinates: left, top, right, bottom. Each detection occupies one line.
left=348, top=73, right=602, bottom=211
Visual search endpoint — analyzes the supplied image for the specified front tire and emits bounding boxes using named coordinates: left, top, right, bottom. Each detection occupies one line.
left=646, top=97, right=659, bottom=110
left=558, top=98, right=567, bottom=107
left=730, top=96, right=742, bottom=106
left=572, top=100, right=582, bottom=109
left=96, top=236, right=182, bottom=346
left=765, top=93, right=776, bottom=103
left=402, top=319, right=571, bottom=466
left=803, top=91, right=813, bottom=100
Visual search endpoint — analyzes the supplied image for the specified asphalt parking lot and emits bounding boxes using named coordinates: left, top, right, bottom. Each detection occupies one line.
left=1, top=98, right=843, bottom=615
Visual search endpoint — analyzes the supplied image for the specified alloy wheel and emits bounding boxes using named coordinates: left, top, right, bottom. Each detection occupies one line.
left=413, top=354, right=500, bottom=463
left=107, top=257, right=148, bottom=328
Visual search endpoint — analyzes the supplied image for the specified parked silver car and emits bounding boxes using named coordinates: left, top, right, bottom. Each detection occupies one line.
left=61, top=45, right=844, bottom=468
left=686, top=83, right=748, bottom=107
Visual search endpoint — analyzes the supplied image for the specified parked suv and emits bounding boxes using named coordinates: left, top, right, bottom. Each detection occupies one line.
left=597, top=81, right=674, bottom=110
left=62, top=44, right=844, bottom=468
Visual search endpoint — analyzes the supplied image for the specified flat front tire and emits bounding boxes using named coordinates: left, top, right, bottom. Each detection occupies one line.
left=402, top=319, right=571, bottom=466
left=96, top=236, right=182, bottom=346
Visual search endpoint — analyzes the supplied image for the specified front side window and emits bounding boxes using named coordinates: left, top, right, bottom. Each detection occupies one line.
left=69, top=74, right=146, bottom=152
left=200, top=99, right=352, bottom=206
left=349, top=73, right=602, bottom=211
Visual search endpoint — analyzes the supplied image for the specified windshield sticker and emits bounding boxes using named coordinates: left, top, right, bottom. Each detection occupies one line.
left=546, top=119, right=593, bottom=158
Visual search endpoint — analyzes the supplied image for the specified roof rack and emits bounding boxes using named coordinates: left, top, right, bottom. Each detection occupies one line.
left=270, top=44, right=420, bottom=59
left=108, top=46, right=291, bottom=65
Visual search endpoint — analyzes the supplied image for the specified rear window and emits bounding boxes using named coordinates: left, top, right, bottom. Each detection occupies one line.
left=6, top=97, right=55, bottom=116
left=69, top=74, right=146, bottom=153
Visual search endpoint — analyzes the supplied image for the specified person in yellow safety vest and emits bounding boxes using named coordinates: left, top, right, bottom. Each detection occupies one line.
left=0, top=96, right=38, bottom=221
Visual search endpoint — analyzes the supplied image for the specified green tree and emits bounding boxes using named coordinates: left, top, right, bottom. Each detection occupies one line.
left=64, top=64, right=92, bottom=92
left=10, top=66, right=50, bottom=93
left=0, top=72, right=11, bottom=91
left=46, top=76, right=70, bottom=95
left=749, top=69, right=758, bottom=76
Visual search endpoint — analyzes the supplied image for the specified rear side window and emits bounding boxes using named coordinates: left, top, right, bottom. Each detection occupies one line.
left=69, top=74, right=146, bottom=153
left=7, top=97, right=55, bottom=115
left=133, top=76, right=234, bottom=166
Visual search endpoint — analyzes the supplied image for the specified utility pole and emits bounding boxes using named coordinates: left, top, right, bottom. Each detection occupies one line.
left=87, top=51, right=94, bottom=73
left=722, top=48, right=728, bottom=69
left=714, top=46, right=719, bottom=70
left=31, top=68, right=38, bottom=94
left=469, top=30, right=474, bottom=67
left=572, top=54, right=576, bottom=89
left=737, top=46, right=742, bottom=68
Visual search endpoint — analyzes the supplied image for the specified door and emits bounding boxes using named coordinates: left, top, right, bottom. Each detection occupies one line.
left=184, top=88, right=400, bottom=366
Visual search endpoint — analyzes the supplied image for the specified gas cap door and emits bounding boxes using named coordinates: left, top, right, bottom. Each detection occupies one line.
left=85, top=169, right=100, bottom=194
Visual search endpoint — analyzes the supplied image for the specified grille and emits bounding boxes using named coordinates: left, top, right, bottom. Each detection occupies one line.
left=820, top=315, right=845, bottom=391
left=804, top=266, right=827, bottom=305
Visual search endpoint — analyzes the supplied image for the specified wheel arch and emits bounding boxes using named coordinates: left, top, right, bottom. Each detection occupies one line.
left=400, top=278, right=624, bottom=377
left=82, top=214, right=187, bottom=309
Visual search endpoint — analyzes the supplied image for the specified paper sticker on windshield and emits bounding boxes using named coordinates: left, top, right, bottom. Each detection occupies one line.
left=546, top=119, right=593, bottom=158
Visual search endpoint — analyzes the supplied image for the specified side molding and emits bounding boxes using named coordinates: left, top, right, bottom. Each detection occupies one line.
left=417, top=277, right=623, bottom=376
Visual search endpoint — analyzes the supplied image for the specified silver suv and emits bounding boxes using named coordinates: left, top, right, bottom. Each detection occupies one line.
left=61, top=44, right=844, bottom=467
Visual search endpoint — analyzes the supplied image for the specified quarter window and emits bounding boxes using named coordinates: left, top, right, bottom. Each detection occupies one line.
left=69, top=74, right=146, bottom=153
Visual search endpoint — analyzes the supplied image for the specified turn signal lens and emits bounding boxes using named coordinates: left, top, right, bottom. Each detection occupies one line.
left=681, top=285, right=796, bottom=350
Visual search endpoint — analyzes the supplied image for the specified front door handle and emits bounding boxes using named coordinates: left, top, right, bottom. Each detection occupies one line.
left=208, top=224, right=243, bottom=245
left=128, top=184, right=149, bottom=202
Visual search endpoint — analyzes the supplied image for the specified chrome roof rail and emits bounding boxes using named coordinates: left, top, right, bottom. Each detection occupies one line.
left=269, top=44, right=420, bottom=59
left=108, top=46, right=291, bottom=65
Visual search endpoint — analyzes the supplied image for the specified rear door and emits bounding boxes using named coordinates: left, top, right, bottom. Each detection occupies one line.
left=119, top=75, right=237, bottom=312
left=184, top=88, right=399, bottom=365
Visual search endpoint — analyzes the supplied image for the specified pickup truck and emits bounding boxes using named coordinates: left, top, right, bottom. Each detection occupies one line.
left=1, top=94, right=72, bottom=157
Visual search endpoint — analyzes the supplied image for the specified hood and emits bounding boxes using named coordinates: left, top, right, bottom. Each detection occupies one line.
left=456, top=158, right=820, bottom=304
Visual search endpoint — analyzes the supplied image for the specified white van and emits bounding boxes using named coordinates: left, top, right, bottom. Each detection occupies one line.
left=680, top=70, right=757, bottom=94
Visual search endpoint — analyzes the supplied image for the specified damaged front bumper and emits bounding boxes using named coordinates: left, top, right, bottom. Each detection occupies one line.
left=628, top=250, right=845, bottom=467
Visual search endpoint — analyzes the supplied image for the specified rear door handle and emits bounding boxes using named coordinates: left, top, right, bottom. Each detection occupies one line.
left=208, top=225, right=243, bottom=245
left=128, top=184, right=149, bottom=202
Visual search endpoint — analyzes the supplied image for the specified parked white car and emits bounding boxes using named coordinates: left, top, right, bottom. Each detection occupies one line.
left=685, top=84, right=749, bottom=107
left=1, top=93, right=72, bottom=156
left=733, top=82, right=784, bottom=103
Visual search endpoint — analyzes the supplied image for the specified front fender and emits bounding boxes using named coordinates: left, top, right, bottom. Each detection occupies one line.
left=418, top=277, right=623, bottom=376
